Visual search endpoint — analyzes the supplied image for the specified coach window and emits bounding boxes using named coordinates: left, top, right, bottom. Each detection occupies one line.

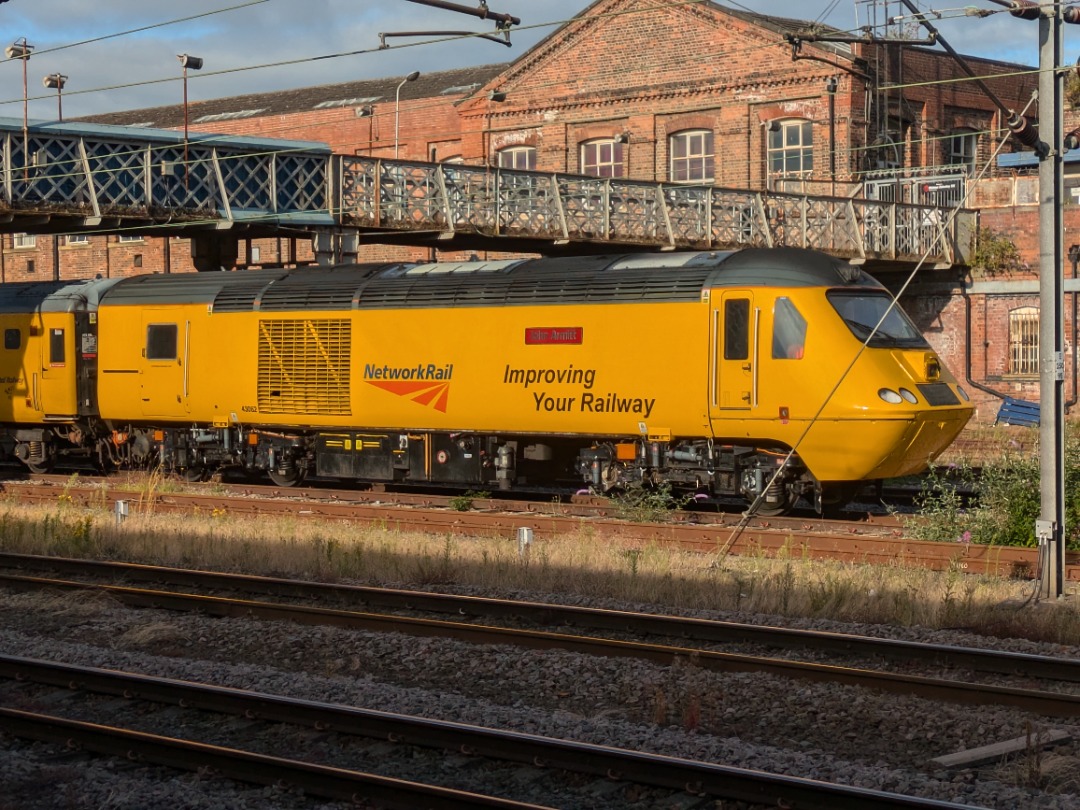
left=580, top=139, right=624, bottom=178
left=146, top=323, right=178, bottom=361
left=767, top=120, right=813, bottom=177
left=669, top=130, right=714, bottom=183
left=1008, top=306, right=1038, bottom=377
left=4, top=329, right=19, bottom=350
left=498, top=146, right=536, bottom=171
left=772, top=297, right=807, bottom=359
left=49, top=328, right=65, bottom=367
left=724, top=299, right=750, bottom=360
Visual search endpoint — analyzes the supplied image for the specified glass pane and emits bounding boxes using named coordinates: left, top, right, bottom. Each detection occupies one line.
left=724, top=299, right=750, bottom=360
left=146, top=324, right=178, bottom=361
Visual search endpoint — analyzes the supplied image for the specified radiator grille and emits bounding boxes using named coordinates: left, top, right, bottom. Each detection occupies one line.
left=257, top=319, right=351, bottom=414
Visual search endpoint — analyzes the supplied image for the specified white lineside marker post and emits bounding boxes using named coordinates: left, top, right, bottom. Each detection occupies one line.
left=115, top=500, right=129, bottom=527
left=516, top=527, right=533, bottom=559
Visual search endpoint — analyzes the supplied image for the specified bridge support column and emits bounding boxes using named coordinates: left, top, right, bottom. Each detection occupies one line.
left=314, top=229, right=359, bottom=266
left=191, top=234, right=239, bottom=272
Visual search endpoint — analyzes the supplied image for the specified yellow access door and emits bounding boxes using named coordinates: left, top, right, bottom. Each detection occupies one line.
left=37, top=314, right=77, bottom=420
left=140, top=313, right=190, bottom=418
left=711, top=291, right=757, bottom=414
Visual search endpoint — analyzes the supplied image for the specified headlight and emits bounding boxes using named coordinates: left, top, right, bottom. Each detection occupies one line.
left=956, top=386, right=970, bottom=402
left=878, top=388, right=903, bottom=404
left=899, top=388, right=918, bottom=403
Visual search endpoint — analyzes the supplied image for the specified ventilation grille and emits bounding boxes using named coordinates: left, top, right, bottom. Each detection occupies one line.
left=258, top=319, right=351, bottom=415
left=212, top=283, right=266, bottom=313
left=356, top=268, right=712, bottom=309
left=259, top=282, right=360, bottom=311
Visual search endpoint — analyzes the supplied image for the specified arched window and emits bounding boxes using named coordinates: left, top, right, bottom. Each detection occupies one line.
left=767, top=120, right=813, bottom=176
left=669, top=130, right=714, bottom=182
left=1009, top=306, right=1039, bottom=377
left=580, top=139, right=624, bottom=178
left=497, top=146, right=536, bottom=171
left=947, top=129, right=978, bottom=174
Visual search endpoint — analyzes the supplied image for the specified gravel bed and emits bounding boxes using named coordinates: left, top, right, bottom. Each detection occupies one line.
left=2, top=585, right=1080, bottom=809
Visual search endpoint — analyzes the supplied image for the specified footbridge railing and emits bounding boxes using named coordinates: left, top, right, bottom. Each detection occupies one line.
left=337, top=156, right=973, bottom=265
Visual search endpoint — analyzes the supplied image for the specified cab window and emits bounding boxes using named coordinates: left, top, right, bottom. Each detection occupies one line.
left=146, top=324, right=178, bottom=360
left=49, top=328, right=65, bottom=366
left=772, top=297, right=807, bottom=359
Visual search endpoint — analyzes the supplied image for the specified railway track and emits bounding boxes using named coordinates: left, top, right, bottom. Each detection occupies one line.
left=2, top=552, right=1079, bottom=718
left=2, top=475, right=1072, bottom=579
left=0, top=654, right=974, bottom=810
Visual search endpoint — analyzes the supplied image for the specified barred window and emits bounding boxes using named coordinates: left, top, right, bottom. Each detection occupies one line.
left=497, top=146, right=536, bottom=171
left=669, top=130, right=714, bottom=183
left=580, top=139, right=624, bottom=178
left=1008, top=306, right=1039, bottom=377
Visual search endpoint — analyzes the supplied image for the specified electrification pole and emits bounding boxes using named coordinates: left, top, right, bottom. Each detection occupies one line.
left=1037, top=4, right=1066, bottom=599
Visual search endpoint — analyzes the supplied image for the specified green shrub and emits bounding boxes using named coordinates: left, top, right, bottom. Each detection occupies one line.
left=908, top=424, right=1080, bottom=550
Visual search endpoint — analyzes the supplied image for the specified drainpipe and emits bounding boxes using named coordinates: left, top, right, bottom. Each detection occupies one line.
left=963, top=282, right=1012, bottom=401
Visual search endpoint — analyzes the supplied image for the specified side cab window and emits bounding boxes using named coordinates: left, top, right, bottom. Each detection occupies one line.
left=146, top=324, right=178, bottom=361
left=772, top=297, right=807, bottom=359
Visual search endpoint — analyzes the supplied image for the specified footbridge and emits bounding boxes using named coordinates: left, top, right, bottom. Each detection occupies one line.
left=0, top=117, right=973, bottom=268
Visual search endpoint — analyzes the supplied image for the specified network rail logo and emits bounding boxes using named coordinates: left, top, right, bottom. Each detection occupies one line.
left=363, top=362, right=453, bottom=413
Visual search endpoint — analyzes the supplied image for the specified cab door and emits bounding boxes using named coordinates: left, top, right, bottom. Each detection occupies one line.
left=710, top=291, right=758, bottom=414
left=37, top=314, right=78, bottom=420
left=140, top=313, right=189, bottom=417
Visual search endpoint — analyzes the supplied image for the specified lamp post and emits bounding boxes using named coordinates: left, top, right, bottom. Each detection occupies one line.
left=6, top=38, right=33, bottom=180
left=485, top=89, right=507, bottom=167
left=42, top=73, right=67, bottom=121
left=394, top=71, right=420, bottom=159
left=177, top=53, right=203, bottom=187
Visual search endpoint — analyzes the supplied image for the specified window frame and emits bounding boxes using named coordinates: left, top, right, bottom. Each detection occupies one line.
left=669, top=129, right=715, bottom=183
left=767, top=120, right=814, bottom=177
left=580, top=139, right=625, bottom=178
left=947, top=129, right=978, bottom=174
left=497, top=146, right=537, bottom=171
left=12, top=233, right=36, bottom=249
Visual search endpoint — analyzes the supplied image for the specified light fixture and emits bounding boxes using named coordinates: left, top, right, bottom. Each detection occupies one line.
left=394, top=70, right=421, bottom=159
left=488, top=89, right=507, bottom=102
left=613, top=132, right=629, bottom=144
left=177, top=54, right=203, bottom=187
left=356, top=105, right=374, bottom=118
left=42, top=73, right=67, bottom=121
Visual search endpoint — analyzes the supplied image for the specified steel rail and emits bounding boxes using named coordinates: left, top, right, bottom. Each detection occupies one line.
left=0, top=655, right=986, bottom=810
left=0, top=707, right=549, bottom=810
left=3, top=552, right=1079, bottom=683
left=3, top=570, right=1080, bottom=718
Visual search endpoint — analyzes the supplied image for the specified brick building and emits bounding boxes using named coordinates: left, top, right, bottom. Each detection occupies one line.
left=11, top=0, right=1071, bottom=420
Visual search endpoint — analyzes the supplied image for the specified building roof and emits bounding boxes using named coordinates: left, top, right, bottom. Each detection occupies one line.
left=82, top=63, right=509, bottom=130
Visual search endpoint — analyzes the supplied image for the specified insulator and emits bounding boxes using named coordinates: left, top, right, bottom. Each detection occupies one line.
left=1007, top=112, right=1042, bottom=149
left=1067, top=129, right=1080, bottom=151
left=1065, top=6, right=1080, bottom=24
left=1009, top=0, right=1041, bottom=20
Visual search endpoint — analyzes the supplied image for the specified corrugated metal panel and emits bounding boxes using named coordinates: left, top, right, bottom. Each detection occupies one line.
left=257, top=319, right=351, bottom=415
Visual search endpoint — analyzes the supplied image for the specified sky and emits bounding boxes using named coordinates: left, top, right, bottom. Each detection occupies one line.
left=0, top=0, right=1066, bottom=121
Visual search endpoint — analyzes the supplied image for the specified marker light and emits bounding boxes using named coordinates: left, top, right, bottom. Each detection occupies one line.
left=899, top=388, right=918, bottom=403
left=956, top=386, right=970, bottom=402
left=878, top=388, right=903, bottom=404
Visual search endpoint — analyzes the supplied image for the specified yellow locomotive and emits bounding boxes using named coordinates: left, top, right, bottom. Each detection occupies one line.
left=0, top=248, right=973, bottom=514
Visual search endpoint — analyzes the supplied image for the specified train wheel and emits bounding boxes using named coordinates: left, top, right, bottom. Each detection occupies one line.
left=268, top=468, right=305, bottom=487
left=817, top=482, right=862, bottom=518
left=25, top=459, right=54, bottom=475
left=753, top=492, right=796, bottom=517
left=181, top=467, right=208, bottom=483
